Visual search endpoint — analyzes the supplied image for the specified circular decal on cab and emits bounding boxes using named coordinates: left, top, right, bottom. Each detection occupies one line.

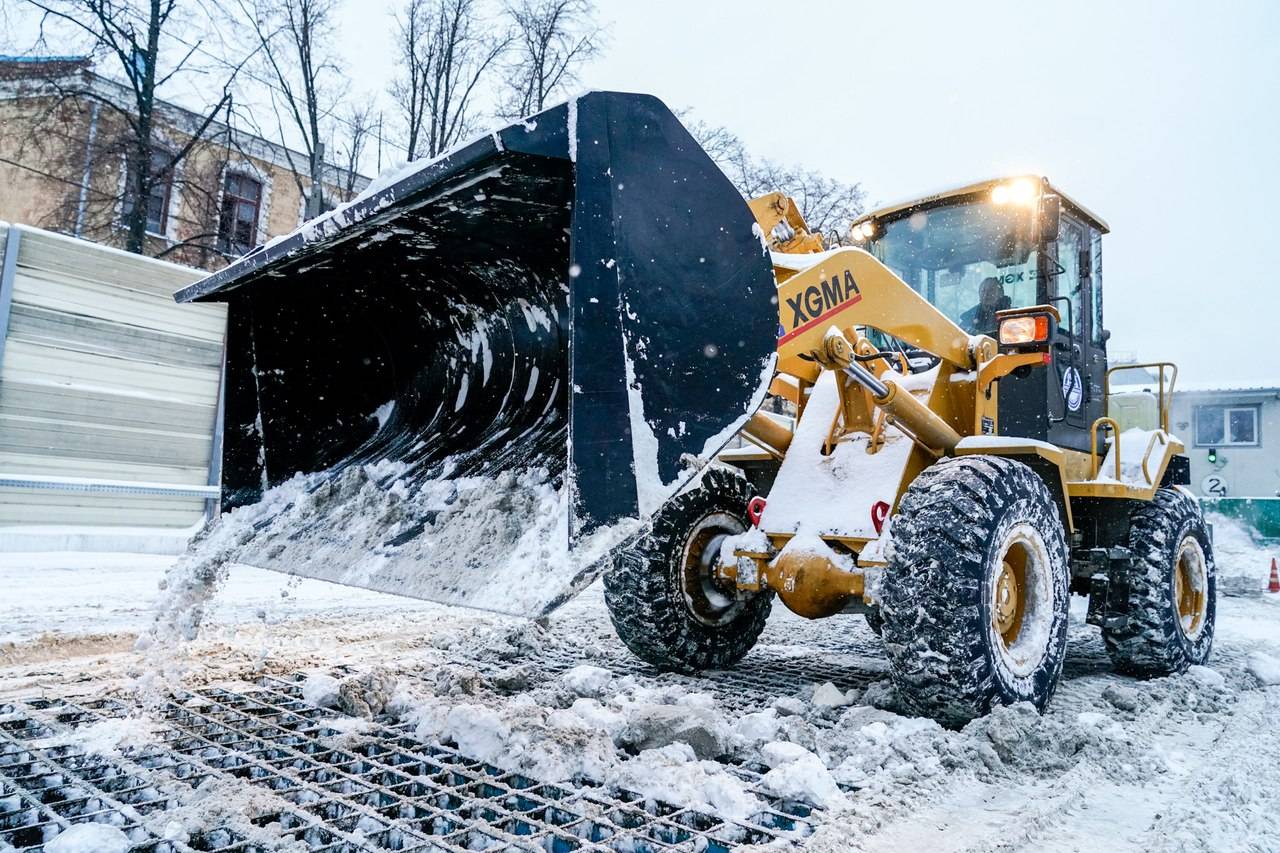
left=1062, top=366, right=1083, bottom=412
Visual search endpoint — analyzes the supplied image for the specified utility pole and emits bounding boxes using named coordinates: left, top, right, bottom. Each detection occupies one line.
left=306, top=141, right=325, bottom=218
left=377, top=112, right=384, bottom=173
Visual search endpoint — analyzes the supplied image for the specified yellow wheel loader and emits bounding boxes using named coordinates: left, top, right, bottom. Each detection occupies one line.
left=605, top=178, right=1213, bottom=723
left=177, top=93, right=1213, bottom=725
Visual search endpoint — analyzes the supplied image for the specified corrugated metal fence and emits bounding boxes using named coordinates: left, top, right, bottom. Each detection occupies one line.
left=0, top=222, right=225, bottom=546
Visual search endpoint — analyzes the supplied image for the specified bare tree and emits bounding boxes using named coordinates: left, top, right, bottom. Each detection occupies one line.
left=497, top=0, right=599, bottom=120
left=331, top=102, right=375, bottom=201
left=389, top=0, right=428, bottom=160
left=687, top=118, right=866, bottom=243
left=17, top=0, right=251, bottom=254
left=389, top=0, right=509, bottom=160
left=238, top=0, right=342, bottom=216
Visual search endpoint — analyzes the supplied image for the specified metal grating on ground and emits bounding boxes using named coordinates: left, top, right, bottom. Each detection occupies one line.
left=0, top=594, right=1177, bottom=851
left=0, top=676, right=832, bottom=852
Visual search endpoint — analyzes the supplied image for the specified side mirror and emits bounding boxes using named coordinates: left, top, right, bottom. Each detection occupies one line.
left=1039, top=194, right=1061, bottom=242
left=1101, top=328, right=1111, bottom=342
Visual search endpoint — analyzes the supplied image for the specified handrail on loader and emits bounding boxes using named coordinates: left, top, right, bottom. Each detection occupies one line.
left=1140, top=431, right=1169, bottom=485
left=1089, top=416, right=1122, bottom=481
left=1106, top=361, right=1178, bottom=434
left=1088, top=415, right=1170, bottom=485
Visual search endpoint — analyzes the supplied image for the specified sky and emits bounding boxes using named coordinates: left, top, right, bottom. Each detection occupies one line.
left=332, top=0, right=1280, bottom=385
left=6, top=0, right=1279, bottom=385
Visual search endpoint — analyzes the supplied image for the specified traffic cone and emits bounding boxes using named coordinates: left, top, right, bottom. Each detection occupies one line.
left=1269, top=558, right=1280, bottom=594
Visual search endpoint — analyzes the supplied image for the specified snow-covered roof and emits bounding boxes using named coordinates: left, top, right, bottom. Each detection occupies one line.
left=1112, top=380, right=1280, bottom=396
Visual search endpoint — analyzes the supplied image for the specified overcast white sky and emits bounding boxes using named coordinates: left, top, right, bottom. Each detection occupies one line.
left=7, top=1, right=1279, bottom=384
left=332, top=0, right=1278, bottom=385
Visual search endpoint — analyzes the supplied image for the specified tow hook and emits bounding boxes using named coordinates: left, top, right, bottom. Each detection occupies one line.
left=871, top=500, right=890, bottom=534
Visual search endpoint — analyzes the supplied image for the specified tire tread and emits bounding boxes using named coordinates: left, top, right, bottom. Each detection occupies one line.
left=603, top=467, right=772, bottom=672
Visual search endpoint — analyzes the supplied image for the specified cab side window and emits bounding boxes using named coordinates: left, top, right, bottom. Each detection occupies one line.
left=1054, top=215, right=1087, bottom=339
left=1090, top=227, right=1104, bottom=344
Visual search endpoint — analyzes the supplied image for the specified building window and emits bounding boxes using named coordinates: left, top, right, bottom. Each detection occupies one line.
left=218, top=173, right=262, bottom=256
left=122, top=148, right=173, bottom=236
left=1195, top=404, right=1260, bottom=447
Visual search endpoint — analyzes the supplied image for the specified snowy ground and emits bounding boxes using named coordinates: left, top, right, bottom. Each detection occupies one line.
left=2, top=537, right=1280, bottom=851
left=0, top=553, right=417, bottom=647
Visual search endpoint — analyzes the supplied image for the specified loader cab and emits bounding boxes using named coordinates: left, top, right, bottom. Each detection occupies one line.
left=853, top=176, right=1110, bottom=452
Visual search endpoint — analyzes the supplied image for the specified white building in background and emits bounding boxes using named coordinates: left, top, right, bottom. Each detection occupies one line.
left=0, top=222, right=224, bottom=552
left=1170, top=384, right=1280, bottom=500
left=1111, top=364, right=1280, bottom=500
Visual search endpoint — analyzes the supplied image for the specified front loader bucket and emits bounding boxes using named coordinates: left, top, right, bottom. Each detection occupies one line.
left=177, top=92, right=777, bottom=616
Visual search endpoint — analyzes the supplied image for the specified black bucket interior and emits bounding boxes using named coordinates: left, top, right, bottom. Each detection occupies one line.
left=220, top=154, right=574, bottom=509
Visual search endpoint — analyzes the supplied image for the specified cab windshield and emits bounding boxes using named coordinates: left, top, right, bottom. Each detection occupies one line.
left=863, top=199, right=1039, bottom=336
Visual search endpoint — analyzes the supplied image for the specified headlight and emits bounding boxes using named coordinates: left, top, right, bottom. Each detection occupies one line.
left=999, top=314, right=1050, bottom=345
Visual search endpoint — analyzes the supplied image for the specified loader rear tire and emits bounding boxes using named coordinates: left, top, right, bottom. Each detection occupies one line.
left=879, top=456, right=1071, bottom=726
left=604, top=467, right=772, bottom=672
left=1102, top=487, right=1216, bottom=676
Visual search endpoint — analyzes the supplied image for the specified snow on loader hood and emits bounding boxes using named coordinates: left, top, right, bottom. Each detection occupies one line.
left=172, top=91, right=777, bottom=618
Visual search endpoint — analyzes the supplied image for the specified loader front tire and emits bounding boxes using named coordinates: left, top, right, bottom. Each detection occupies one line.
left=604, top=467, right=772, bottom=672
left=1102, top=487, right=1216, bottom=676
left=880, top=456, right=1071, bottom=726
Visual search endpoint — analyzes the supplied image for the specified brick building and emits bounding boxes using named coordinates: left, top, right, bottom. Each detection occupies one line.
left=0, top=57, right=368, bottom=271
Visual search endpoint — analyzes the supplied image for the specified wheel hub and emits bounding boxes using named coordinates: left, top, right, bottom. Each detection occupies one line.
left=680, top=512, right=747, bottom=627
left=1174, top=535, right=1209, bottom=639
left=988, top=524, right=1052, bottom=678
left=994, top=560, right=1023, bottom=642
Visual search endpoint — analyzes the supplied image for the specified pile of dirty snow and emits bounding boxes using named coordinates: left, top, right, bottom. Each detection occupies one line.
left=1208, top=510, right=1276, bottom=594
left=293, top=654, right=1227, bottom=832
left=137, top=458, right=639, bottom=701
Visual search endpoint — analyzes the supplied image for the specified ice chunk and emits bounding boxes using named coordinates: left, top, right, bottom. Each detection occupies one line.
left=1076, top=711, right=1127, bottom=740
left=614, top=743, right=762, bottom=820
left=565, top=699, right=627, bottom=740
left=1248, top=652, right=1280, bottom=686
left=561, top=665, right=614, bottom=698
left=812, top=682, right=855, bottom=709
left=338, top=670, right=399, bottom=718
left=620, top=703, right=735, bottom=759
left=1186, top=665, right=1225, bottom=690
left=759, top=741, right=848, bottom=809
left=45, top=824, right=132, bottom=853
left=301, top=672, right=341, bottom=709
left=734, top=708, right=782, bottom=744
left=65, top=717, right=156, bottom=758
left=425, top=703, right=617, bottom=782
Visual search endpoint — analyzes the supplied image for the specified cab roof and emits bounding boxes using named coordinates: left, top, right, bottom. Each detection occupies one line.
left=853, top=175, right=1110, bottom=234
